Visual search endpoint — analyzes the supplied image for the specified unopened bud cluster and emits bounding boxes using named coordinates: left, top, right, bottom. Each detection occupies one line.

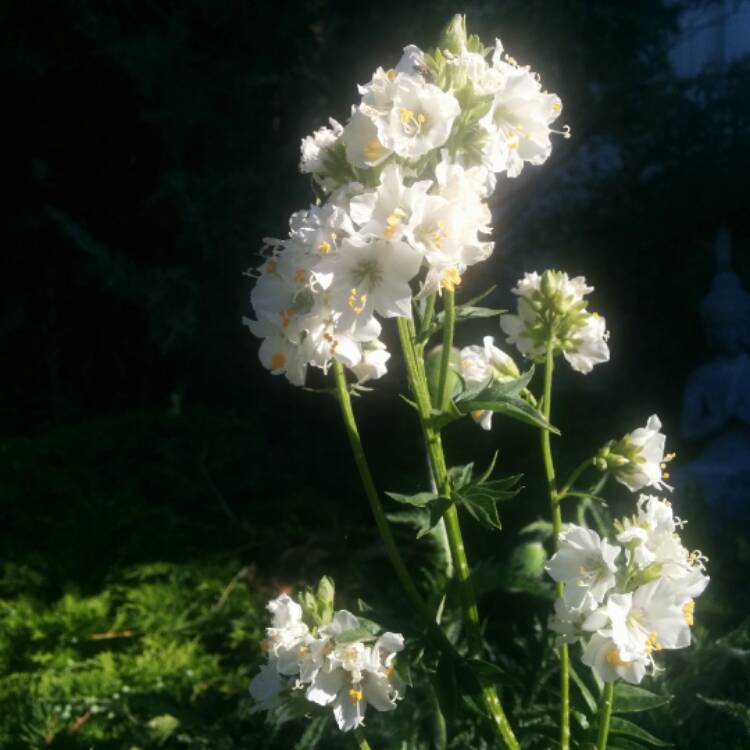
left=500, top=270, right=610, bottom=373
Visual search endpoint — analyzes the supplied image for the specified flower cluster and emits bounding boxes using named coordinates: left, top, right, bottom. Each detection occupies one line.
left=546, top=496, right=709, bottom=684
left=249, top=593, right=405, bottom=732
left=596, top=414, right=674, bottom=493
left=245, top=16, right=566, bottom=386
left=500, top=270, right=610, bottom=374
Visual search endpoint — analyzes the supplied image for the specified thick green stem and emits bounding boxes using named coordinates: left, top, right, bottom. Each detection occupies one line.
left=596, top=682, right=615, bottom=750
left=436, top=289, right=456, bottom=410
left=419, top=292, right=437, bottom=348
left=397, top=317, right=520, bottom=750
left=353, top=727, right=374, bottom=750
left=540, top=344, right=570, bottom=750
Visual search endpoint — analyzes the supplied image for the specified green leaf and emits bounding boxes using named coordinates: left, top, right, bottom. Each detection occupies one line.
left=454, top=475, right=522, bottom=532
left=456, top=366, right=535, bottom=404
left=476, top=450, right=498, bottom=484
left=458, top=395, right=560, bottom=434
left=457, top=490, right=503, bottom=529
left=467, top=658, right=504, bottom=681
left=334, top=616, right=381, bottom=644
left=385, top=490, right=443, bottom=507
left=609, top=717, right=671, bottom=747
left=147, top=714, right=180, bottom=742
left=569, top=664, right=597, bottom=714
left=613, top=684, right=671, bottom=714
left=448, top=462, right=475, bottom=490
left=697, top=695, right=750, bottom=732
left=416, top=496, right=454, bottom=539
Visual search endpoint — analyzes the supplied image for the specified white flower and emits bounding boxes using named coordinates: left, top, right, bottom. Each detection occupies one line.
left=546, top=525, right=621, bottom=609
left=605, top=416, right=672, bottom=493
left=342, top=107, right=393, bottom=168
left=299, top=118, right=344, bottom=187
left=351, top=340, right=391, bottom=383
left=563, top=312, right=610, bottom=374
left=480, top=40, right=564, bottom=177
left=315, top=236, right=422, bottom=330
left=302, top=309, right=381, bottom=371
left=581, top=632, right=649, bottom=685
left=306, top=611, right=405, bottom=732
left=265, top=594, right=310, bottom=676
left=377, top=75, right=460, bottom=160
left=244, top=317, right=308, bottom=387
left=549, top=596, right=597, bottom=647
left=249, top=661, right=284, bottom=713
left=616, top=495, right=685, bottom=570
left=458, top=336, right=520, bottom=430
left=348, top=163, right=432, bottom=244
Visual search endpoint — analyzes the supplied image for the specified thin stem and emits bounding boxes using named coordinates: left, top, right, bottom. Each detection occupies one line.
left=419, top=292, right=437, bottom=347
left=397, top=316, right=520, bottom=750
left=436, top=289, right=455, bottom=410
left=353, top=727, right=374, bottom=750
left=332, top=361, right=434, bottom=629
left=558, top=458, right=595, bottom=501
left=539, top=343, right=570, bottom=750
left=595, top=682, right=615, bottom=750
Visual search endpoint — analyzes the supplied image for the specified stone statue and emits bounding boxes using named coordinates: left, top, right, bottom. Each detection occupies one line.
left=678, top=225, right=750, bottom=522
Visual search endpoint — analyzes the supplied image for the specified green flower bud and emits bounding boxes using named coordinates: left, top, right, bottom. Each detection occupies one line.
left=439, top=14, right=468, bottom=55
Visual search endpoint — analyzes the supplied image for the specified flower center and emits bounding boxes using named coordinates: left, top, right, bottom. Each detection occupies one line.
left=270, top=353, right=286, bottom=370
left=364, top=137, right=384, bottom=162
left=348, top=687, right=363, bottom=704
left=606, top=647, right=632, bottom=668
left=399, top=107, right=427, bottom=135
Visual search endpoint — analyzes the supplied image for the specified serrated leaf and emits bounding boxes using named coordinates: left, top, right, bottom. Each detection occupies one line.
left=609, top=717, right=671, bottom=747
left=697, top=695, right=750, bottom=731
left=416, top=496, right=453, bottom=539
left=385, top=490, right=443, bottom=507
left=448, top=462, right=474, bottom=490
left=613, top=684, right=671, bottom=714
left=457, top=491, right=502, bottom=529
left=456, top=366, right=535, bottom=404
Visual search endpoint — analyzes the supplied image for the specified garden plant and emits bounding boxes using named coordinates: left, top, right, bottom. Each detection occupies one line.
left=245, top=15, right=710, bottom=750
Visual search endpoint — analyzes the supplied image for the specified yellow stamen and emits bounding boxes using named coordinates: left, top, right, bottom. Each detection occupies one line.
left=293, top=268, right=307, bottom=284
left=383, top=208, right=406, bottom=239
left=348, top=288, right=368, bottom=315
left=270, top=352, right=286, bottom=370
left=471, top=410, right=484, bottom=420
left=386, top=68, right=396, bottom=81
left=348, top=687, right=363, bottom=704
left=440, top=267, right=462, bottom=292
left=400, top=107, right=414, bottom=124
left=317, top=240, right=332, bottom=254
left=683, top=599, right=695, bottom=627
left=507, top=138, right=519, bottom=150
left=385, top=667, right=394, bottom=680
left=645, top=631, right=662, bottom=653
left=416, top=112, right=426, bottom=124
left=552, top=100, right=562, bottom=113
left=364, top=137, right=384, bottom=163
left=298, top=644, right=310, bottom=656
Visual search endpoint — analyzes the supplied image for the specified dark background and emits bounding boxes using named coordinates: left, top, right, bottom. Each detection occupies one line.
left=2, top=1, right=749, bottom=748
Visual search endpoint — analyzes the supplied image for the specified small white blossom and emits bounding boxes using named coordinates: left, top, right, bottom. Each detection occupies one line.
left=299, top=118, right=344, bottom=188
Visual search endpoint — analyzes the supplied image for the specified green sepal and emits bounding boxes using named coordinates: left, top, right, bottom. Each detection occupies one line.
left=334, top=615, right=381, bottom=645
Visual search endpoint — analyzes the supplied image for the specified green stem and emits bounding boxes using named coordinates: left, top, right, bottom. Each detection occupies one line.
left=420, top=292, right=437, bottom=347
left=436, top=289, right=455, bottom=410
left=397, top=316, right=520, bottom=750
left=596, top=682, right=615, bottom=750
left=558, top=458, right=595, bottom=501
left=353, top=727, right=374, bottom=750
left=540, top=343, right=570, bottom=750
left=332, top=360, right=435, bottom=629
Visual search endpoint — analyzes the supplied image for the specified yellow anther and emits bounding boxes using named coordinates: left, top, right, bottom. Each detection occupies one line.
left=662, top=471, right=670, bottom=479
left=383, top=208, right=406, bottom=239
left=386, top=68, right=396, bottom=81
left=471, top=410, right=484, bottom=420
left=298, top=644, right=310, bottom=656
left=645, top=632, right=662, bottom=653
left=270, top=352, right=286, bottom=370
left=293, top=268, right=307, bottom=284
left=440, top=267, right=462, bottom=292
left=507, top=138, right=519, bottom=150
left=552, top=100, right=562, bottom=113
left=400, top=107, right=414, bottom=124
left=348, top=687, right=363, bottom=704
left=364, top=137, right=384, bottom=162
left=348, top=288, right=368, bottom=314
left=317, top=240, right=332, bottom=254
left=606, top=648, right=632, bottom=668
left=683, top=599, right=695, bottom=627
left=416, top=112, right=427, bottom=124
left=385, top=667, right=394, bottom=680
